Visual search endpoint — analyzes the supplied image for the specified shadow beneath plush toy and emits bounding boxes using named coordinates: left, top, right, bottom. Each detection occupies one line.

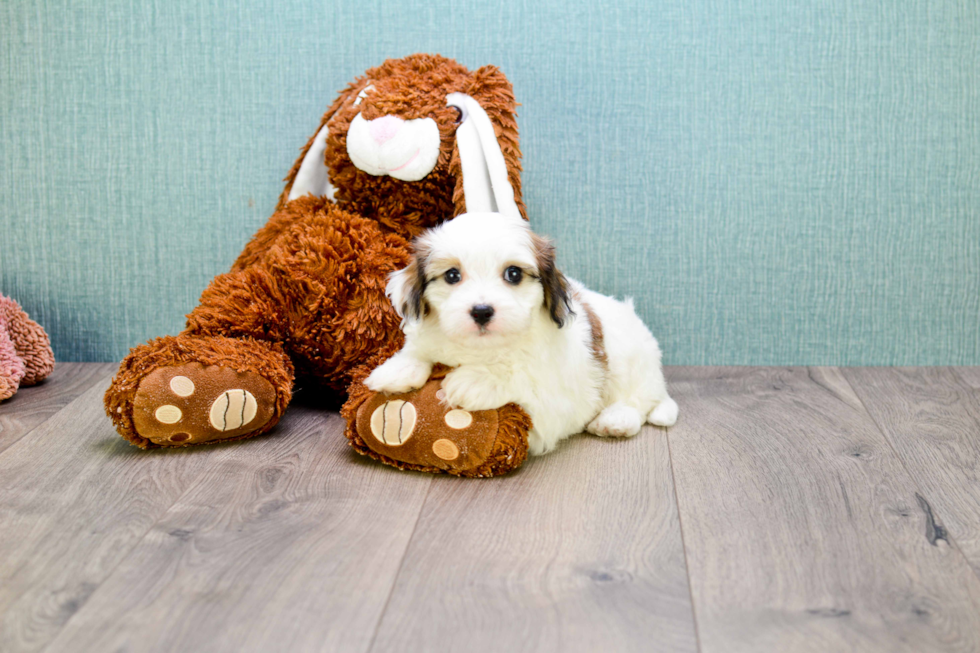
left=290, top=382, right=346, bottom=412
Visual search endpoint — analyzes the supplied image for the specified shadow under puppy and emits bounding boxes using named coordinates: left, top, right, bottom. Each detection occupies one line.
left=366, top=212, right=679, bottom=455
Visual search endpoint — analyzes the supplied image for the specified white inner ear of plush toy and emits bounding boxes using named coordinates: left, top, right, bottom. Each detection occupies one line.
left=288, top=123, right=338, bottom=202
left=446, top=93, right=520, bottom=219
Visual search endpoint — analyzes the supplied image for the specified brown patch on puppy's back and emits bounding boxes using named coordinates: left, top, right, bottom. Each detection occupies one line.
left=578, top=298, right=608, bottom=370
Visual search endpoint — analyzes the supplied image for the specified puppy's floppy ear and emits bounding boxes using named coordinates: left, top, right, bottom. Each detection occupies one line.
left=532, top=233, right=573, bottom=328
left=387, top=238, right=432, bottom=321
left=447, top=65, right=527, bottom=221
left=278, top=79, right=362, bottom=210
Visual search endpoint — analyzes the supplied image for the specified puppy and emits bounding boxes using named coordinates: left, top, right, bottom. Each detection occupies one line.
left=365, top=212, right=679, bottom=455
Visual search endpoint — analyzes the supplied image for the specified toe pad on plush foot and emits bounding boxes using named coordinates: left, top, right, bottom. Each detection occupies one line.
left=132, top=363, right=277, bottom=446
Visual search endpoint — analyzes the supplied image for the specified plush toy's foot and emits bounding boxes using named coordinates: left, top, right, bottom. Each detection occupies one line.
left=105, top=334, right=294, bottom=448
left=342, top=367, right=531, bottom=477
left=131, top=363, right=278, bottom=446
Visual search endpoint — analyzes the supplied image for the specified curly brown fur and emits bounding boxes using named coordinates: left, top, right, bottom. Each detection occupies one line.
left=187, top=200, right=410, bottom=391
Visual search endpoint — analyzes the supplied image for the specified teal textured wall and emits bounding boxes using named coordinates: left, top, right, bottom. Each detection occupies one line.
left=2, top=0, right=978, bottom=364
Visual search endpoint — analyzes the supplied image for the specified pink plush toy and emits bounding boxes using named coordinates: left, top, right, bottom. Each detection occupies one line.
left=0, top=294, right=55, bottom=401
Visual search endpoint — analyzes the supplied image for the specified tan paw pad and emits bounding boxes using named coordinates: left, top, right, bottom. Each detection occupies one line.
left=155, top=405, right=182, bottom=424
left=169, top=375, right=195, bottom=397
left=209, top=389, right=258, bottom=432
left=432, top=438, right=460, bottom=461
left=370, top=400, right=417, bottom=445
left=444, top=409, right=472, bottom=430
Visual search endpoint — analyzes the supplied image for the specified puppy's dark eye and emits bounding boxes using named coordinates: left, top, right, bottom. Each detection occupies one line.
left=444, top=268, right=461, bottom=284
left=503, top=266, right=523, bottom=285
left=451, top=106, right=463, bottom=124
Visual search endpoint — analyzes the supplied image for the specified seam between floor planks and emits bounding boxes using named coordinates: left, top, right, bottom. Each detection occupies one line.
left=363, top=479, right=434, bottom=653
left=35, top=439, right=269, bottom=653
left=842, top=366, right=980, bottom=585
left=38, top=407, right=436, bottom=653
left=664, top=366, right=980, bottom=653
left=0, top=376, right=246, bottom=653
left=0, top=371, right=115, bottom=463
left=665, top=425, right=705, bottom=653
left=0, top=363, right=116, bottom=457
left=6, top=365, right=980, bottom=652
left=1, top=366, right=435, bottom=653
left=365, top=423, right=699, bottom=653
left=836, top=368, right=980, bottom=583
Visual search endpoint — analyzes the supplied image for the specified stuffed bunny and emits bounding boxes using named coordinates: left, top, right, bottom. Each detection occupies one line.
left=103, top=54, right=531, bottom=474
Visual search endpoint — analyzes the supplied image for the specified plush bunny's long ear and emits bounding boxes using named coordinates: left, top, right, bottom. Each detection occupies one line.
left=276, top=87, right=355, bottom=211
left=446, top=93, right=522, bottom=220
left=285, top=123, right=338, bottom=204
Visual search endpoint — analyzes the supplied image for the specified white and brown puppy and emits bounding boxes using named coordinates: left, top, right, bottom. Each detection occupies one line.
left=364, top=212, right=679, bottom=455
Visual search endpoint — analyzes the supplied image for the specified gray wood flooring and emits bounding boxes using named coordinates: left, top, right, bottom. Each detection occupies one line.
left=1, top=364, right=979, bottom=652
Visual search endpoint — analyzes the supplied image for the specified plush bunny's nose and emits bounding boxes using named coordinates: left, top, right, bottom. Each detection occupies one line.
left=368, top=115, right=402, bottom=144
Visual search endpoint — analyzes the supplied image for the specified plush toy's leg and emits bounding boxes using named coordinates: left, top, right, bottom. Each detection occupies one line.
left=105, top=264, right=298, bottom=449
left=342, top=366, right=532, bottom=478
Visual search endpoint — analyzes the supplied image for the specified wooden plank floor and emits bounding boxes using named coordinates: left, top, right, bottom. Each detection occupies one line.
left=1, top=364, right=979, bottom=652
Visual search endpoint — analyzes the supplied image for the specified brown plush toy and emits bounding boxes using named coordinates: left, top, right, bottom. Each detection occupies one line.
left=104, top=54, right=531, bottom=476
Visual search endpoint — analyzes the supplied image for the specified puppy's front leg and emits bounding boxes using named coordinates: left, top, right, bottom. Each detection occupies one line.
left=441, top=366, right=513, bottom=412
left=365, top=351, right=432, bottom=395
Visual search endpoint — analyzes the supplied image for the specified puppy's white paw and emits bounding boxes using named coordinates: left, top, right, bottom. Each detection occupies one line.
left=365, top=356, right=432, bottom=394
left=527, top=430, right=556, bottom=456
left=648, top=398, right=679, bottom=427
left=587, top=404, right=643, bottom=438
left=441, top=367, right=507, bottom=411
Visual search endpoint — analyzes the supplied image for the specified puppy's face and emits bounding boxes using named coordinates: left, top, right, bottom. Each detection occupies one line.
left=388, top=213, right=572, bottom=347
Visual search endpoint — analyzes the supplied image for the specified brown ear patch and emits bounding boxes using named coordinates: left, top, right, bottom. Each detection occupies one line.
left=531, top=233, right=573, bottom=327
left=401, top=238, right=433, bottom=320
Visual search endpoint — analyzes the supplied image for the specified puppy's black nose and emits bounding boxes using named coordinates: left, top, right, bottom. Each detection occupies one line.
left=470, top=304, right=494, bottom=326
